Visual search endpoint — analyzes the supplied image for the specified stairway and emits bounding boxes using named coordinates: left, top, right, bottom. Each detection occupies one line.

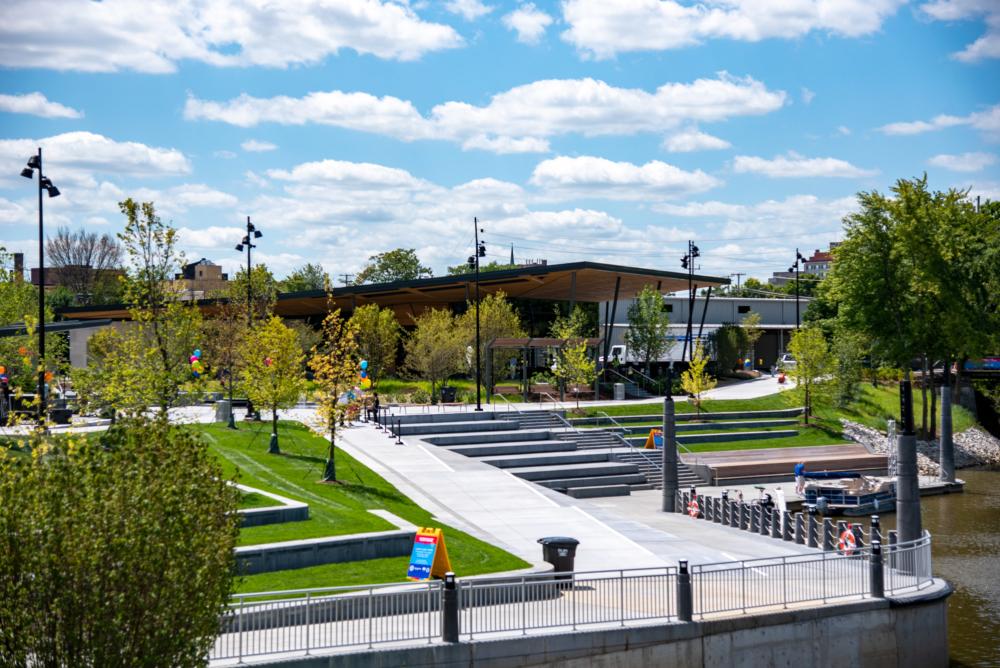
left=558, top=429, right=706, bottom=489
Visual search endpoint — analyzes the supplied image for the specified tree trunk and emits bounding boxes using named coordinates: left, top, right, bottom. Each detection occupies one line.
left=324, top=421, right=337, bottom=482
left=929, top=363, right=937, bottom=440
left=920, top=356, right=928, bottom=439
left=804, top=383, right=810, bottom=425
left=268, top=408, right=280, bottom=454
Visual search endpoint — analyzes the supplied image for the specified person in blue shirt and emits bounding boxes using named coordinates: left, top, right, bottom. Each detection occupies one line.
left=794, top=461, right=806, bottom=495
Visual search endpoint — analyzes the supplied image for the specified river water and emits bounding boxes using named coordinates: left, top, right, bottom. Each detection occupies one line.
left=878, top=469, right=1000, bottom=667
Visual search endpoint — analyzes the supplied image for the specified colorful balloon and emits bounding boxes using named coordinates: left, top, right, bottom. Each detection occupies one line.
left=190, top=355, right=198, bottom=363
left=360, top=377, right=372, bottom=389
left=264, top=357, right=273, bottom=367
left=360, top=360, right=368, bottom=370
left=360, top=370, right=367, bottom=379
left=194, top=349, right=202, bottom=358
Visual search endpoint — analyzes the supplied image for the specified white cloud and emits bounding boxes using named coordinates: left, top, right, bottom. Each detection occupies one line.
left=0, top=92, right=82, bottom=119
left=921, top=0, right=1000, bottom=62
left=0, top=0, right=463, bottom=73
left=560, top=0, right=904, bottom=58
left=837, top=125, right=851, bottom=136
left=879, top=103, right=1000, bottom=139
left=927, top=151, right=997, bottom=172
left=185, top=73, right=785, bottom=153
left=461, top=134, right=550, bottom=153
left=168, top=184, right=239, bottom=209
left=733, top=152, right=878, bottom=178
left=530, top=155, right=721, bottom=199
left=801, top=87, right=815, bottom=104
left=241, top=139, right=278, bottom=152
left=214, top=150, right=237, bottom=159
left=266, top=159, right=427, bottom=192
left=445, top=0, right=493, bottom=20
left=0, top=132, right=190, bottom=186
left=663, top=128, right=731, bottom=152
left=503, top=4, right=554, bottom=44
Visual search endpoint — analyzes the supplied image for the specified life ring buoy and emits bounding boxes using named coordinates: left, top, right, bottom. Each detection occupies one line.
left=688, top=499, right=700, bottom=518
left=838, top=530, right=857, bottom=555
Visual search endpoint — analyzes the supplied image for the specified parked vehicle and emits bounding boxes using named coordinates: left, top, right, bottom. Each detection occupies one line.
left=778, top=353, right=796, bottom=370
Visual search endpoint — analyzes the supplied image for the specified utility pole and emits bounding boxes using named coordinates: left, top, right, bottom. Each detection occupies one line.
left=468, top=220, right=486, bottom=411
left=789, top=249, right=804, bottom=329
left=729, top=272, right=745, bottom=293
left=339, top=273, right=354, bottom=286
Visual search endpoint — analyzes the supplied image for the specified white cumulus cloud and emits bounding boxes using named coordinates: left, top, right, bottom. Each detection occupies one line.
left=241, top=139, right=278, bottom=152
left=445, top=0, right=493, bottom=20
left=0, top=92, right=83, bottom=119
left=663, top=128, right=731, bottom=152
left=927, top=151, right=997, bottom=172
left=503, top=4, right=554, bottom=44
left=530, top=155, right=722, bottom=199
left=921, top=0, right=1000, bottom=62
left=879, top=103, right=1000, bottom=140
left=560, top=0, right=905, bottom=59
left=461, top=135, right=550, bottom=153
left=733, top=152, right=877, bottom=178
left=0, top=0, right=463, bottom=73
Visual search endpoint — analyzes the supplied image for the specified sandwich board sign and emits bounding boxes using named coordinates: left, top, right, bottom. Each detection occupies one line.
left=406, top=527, right=452, bottom=581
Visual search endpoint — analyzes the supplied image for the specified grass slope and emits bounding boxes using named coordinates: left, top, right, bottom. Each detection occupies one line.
left=193, top=421, right=529, bottom=590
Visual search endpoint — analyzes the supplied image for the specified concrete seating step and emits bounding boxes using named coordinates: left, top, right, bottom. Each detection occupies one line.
left=393, top=411, right=499, bottom=425
left=511, top=461, right=640, bottom=481
left=536, top=473, right=647, bottom=489
left=444, top=440, right=576, bottom=458
left=397, top=420, right=520, bottom=436
left=567, top=484, right=631, bottom=499
left=478, top=450, right=609, bottom=469
left=423, top=429, right=552, bottom=446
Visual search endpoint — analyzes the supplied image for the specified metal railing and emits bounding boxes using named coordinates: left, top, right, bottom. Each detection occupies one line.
left=209, top=536, right=933, bottom=664
left=591, top=411, right=663, bottom=475
left=491, top=392, right=522, bottom=414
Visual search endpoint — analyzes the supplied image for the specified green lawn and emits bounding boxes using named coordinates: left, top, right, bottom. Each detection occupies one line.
left=238, top=491, right=276, bottom=509
left=582, top=392, right=795, bottom=418
left=235, top=556, right=413, bottom=594
left=193, top=421, right=529, bottom=590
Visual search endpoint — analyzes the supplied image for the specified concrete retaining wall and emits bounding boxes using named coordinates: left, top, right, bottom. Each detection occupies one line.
left=235, top=529, right=416, bottom=575
left=260, top=580, right=951, bottom=668
left=236, top=484, right=309, bottom=528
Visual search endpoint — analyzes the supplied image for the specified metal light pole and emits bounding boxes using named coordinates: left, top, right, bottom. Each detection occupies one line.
left=789, top=249, right=804, bottom=330
left=236, top=217, right=263, bottom=422
left=20, top=148, right=60, bottom=427
left=468, top=219, right=486, bottom=411
left=680, top=241, right=699, bottom=361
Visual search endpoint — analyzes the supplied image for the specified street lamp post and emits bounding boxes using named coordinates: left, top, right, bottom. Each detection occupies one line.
left=788, top=249, right=805, bottom=329
left=680, top=241, right=700, bottom=361
left=467, top=219, right=486, bottom=411
left=235, top=216, right=263, bottom=424
left=20, top=148, right=60, bottom=427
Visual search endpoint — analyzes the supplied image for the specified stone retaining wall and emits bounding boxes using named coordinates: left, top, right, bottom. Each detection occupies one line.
left=842, top=420, right=1000, bottom=475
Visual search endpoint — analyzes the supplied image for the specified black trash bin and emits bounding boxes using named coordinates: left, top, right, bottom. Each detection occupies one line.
left=440, top=386, right=457, bottom=403
left=537, top=536, right=579, bottom=580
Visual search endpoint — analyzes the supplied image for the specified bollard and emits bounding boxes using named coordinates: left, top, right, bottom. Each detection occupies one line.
left=741, top=504, right=751, bottom=531
left=442, top=572, right=459, bottom=642
left=870, top=515, right=882, bottom=546
left=782, top=511, right=793, bottom=541
left=721, top=492, right=729, bottom=524
left=807, top=511, right=818, bottom=548
left=870, top=540, right=885, bottom=598
left=852, top=523, right=865, bottom=550
left=794, top=513, right=805, bottom=545
left=677, top=560, right=693, bottom=622
left=729, top=501, right=738, bottom=528
left=759, top=507, right=769, bottom=536
left=395, top=419, right=403, bottom=445
left=887, top=530, right=897, bottom=569
left=682, top=492, right=690, bottom=515
left=823, top=518, right=835, bottom=552
left=713, top=497, right=721, bottom=523
left=749, top=505, right=759, bottom=532
left=676, top=490, right=684, bottom=514
left=771, top=508, right=781, bottom=539
left=703, top=497, right=712, bottom=522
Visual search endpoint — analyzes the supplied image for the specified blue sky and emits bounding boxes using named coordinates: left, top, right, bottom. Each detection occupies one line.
left=1, top=0, right=998, bottom=286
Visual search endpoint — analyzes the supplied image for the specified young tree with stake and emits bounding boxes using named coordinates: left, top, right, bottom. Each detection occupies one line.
left=310, top=306, right=359, bottom=482
left=240, top=316, right=306, bottom=453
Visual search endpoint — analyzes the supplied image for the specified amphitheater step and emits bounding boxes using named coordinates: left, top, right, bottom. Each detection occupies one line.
left=536, top=473, right=647, bottom=489
left=567, top=484, right=631, bottom=499
left=478, top=450, right=609, bottom=469
left=444, top=440, right=576, bottom=458
left=397, top=420, right=520, bottom=436
left=511, top=461, right=640, bottom=481
left=424, top=429, right=552, bottom=446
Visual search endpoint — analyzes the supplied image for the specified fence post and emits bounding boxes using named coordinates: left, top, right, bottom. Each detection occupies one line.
left=870, top=541, right=885, bottom=598
left=442, top=572, right=459, bottom=643
left=677, top=560, right=692, bottom=622
left=807, top=511, right=818, bottom=548
left=782, top=511, right=793, bottom=541
left=795, top=513, right=805, bottom=545
left=823, top=518, right=834, bottom=551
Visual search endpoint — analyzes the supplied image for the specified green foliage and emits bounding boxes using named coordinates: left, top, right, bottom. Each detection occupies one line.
left=349, top=304, right=401, bottom=387
left=446, top=260, right=518, bottom=275
left=280, top=263, right=328, bottom=292
left=788, top=326, right=832, bottom=424
left=832, top=328, right=864, bottom=408
left=711, top=323, right=747, bottom=375
left=309, top=305, right=360, bottom=481
left=405, top=308, right=463, bottom=402
left=354, top=248, right=431, bottom=285
left=240, top=316, right=306, bottom=450
left=0, top=248, right=62, bottom=394
left=551, top=339, right=596, bottom=408
left=202, top=300, right=249, bottom=405
left=741, top=311, right=763, bottom=362
left=550, top=305, right=591, bottom=339
left=681, top=341, right=716, bottom=415
left=225, top=264, right=277, bottom=323
left=457, top=291, right=525, bottom=393
left=0, top=417, right=239, bottom=667
left=624, top=285, right=671, bottom=374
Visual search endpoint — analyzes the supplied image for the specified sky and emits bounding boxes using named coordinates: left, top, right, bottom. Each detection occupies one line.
left=0, top=0, right=998, bottom=288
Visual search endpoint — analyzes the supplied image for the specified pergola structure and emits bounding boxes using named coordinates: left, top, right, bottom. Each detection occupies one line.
left=487, top=336, right=604, bottom=403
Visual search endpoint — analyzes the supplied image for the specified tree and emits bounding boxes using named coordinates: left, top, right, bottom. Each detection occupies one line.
left=354, top=248, right=431, bottom=285
left=741, top=311, right=763, bottom=366
left=0, top=248, right=48, bottom=394
left=446, top=260, right=517, bottom=275
left=457, top=291, right=525, bottom=396
left=203, top=299, right=249, bottom=424
left=832, top=327, right=864, bottom=408
left=624, top=285, right=671, bottom=376
left=551, top=339, right=596, bottom=408
left=225, top=264, right=278, bottom=323
left=310, top=305, right=360, bottom=482
left=0, top=417, right=239, bottom=667
left=405, top=308, right=463, bottom=403
left=349, top=304, right=401, bottom=388
left=45, top=226, right=123, bottom=304
left=286, top=320, right=321, bottom=357
left=681, top=341, right=716, bottom=415
left=788, top=327, right=832, bottom=425
left=281, top=263, right=328, bottom=293
left=711, top=323, right=747, bottom=375
left=239, top=316, right=306, bottom=453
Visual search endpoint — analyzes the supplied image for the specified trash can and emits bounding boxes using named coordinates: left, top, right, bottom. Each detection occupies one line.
left=613, top=382, right=625, bottom=401
left=215, top=399, right=232, bottom=423
left=537, top=536, right=579, bottom=580
left=440, top=386, right=457, bottom=403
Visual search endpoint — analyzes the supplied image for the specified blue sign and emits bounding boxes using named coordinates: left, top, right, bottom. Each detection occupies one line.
left=406, top=532, right=439, bottom=581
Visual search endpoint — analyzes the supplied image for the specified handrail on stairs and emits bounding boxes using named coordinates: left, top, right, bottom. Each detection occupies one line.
left=593, top=410, right=704, bottom=468
left=602, top=366, right=660, bottom=396
left=592, top=411, right=663, bottom=474
left=490, top=392, right=522, bottom=414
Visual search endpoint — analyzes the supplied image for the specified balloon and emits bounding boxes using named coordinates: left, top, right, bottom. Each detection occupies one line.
left=18, top=346, right=27, bottom=355
left=190, top=355, right=198, bottom=363
left=44, top=371, right=53, bottom=382
left=0, top=366, right=5, bottom=374
left=360, top=360, right=368, bottom=370
left=192, top=371, right=201, bottom=378
left=194, top=349, right=202, bottom=358
left=264, top=357, right=273, bottom=367
left=360, top=370, right=367, bottom=379
left=361, top=377, right=372, bottom=389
